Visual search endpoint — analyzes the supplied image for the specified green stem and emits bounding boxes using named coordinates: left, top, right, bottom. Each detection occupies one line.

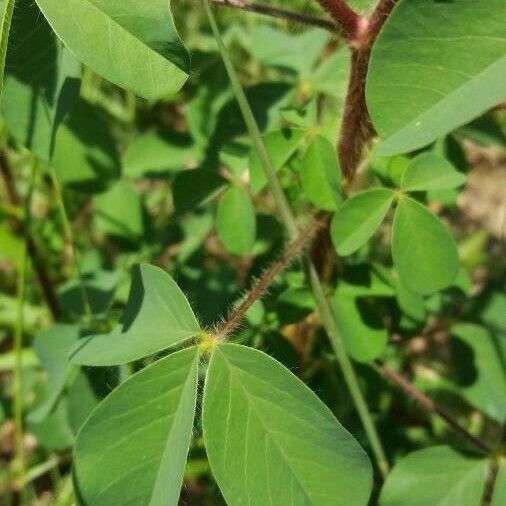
left=49, top=170, right=93, bottom=324
left=203, top=0, right=389, bottom=477
left=0, top=0, right=16, bottom=98
left=13, top=158, right=38, bottom=502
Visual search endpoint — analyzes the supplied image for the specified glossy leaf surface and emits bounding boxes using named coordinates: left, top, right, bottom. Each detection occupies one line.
left=74, top=347, right=199, bottom=506
left=203, top=344, right=373, bottom=506
left=71, top=265, right=201, bottom=365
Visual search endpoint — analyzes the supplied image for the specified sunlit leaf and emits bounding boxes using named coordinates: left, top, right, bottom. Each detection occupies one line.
left=380, top=446, right=487, bottom=506
left=71, top=264, right=201, bottom=365
left=367, top=0, right=506, bottom=155
left=203, top=344, right=373, bottom=506
left=392, top=196, right=459, bottom=294
left=216, top=186, right=256, bottom=255
left=74, top=347, right=199, bottom=506
left=36, top=0, right=189, bottom=99
left=401, top=153, right=467, bottom=192
left=331, top=188, right=394, bottom=256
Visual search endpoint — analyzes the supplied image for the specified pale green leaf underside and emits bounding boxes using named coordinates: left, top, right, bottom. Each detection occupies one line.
left=71, top=264, right=201, bottom=366
left=367, top=0, right=506, bottom=155
left=401, top=152, right=467, bottom=192
left=392, top=196, right=459, bottom=294
left=216, top=186, right=256, bottom=255
left=74, top=347, right=200, bottom=506
left=331, top=188, right=394, bottom=256
left=380, top=446, right=487, bottom=506
left=203, top=344, right=373, bottom=506
left=35, top=0, right=189, bottom=99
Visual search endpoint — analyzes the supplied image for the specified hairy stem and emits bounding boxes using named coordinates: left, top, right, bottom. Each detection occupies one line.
left=208, top=0, right=337, bottom=32
left=216, top=213, right=325, bottom=339
left=0, top=150, right=61, bottom=319
left=314, top=0, right=359, bottom=39
left=376, top=360, right=492, bottom=454
left=204, top=0, right=390, bottom=477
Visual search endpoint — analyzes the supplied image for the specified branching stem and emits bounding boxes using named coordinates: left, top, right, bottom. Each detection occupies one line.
left=376, top=360, right=492, bottom=454
left=208, top=0, right=337, bottom=32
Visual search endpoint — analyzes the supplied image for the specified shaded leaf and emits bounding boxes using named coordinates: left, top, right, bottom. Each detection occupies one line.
left=36, top=0, right=189, bottom=99
left=2, top=0, right=80, bottom=161
left=367, top=0, right=506, bottom=155
left=216, top=186, right=256, bottom=255
left=71, top=264, right=201, bottom=366
left=203, top=344, right=372, bottom=506
left=74, top=347, right=199, bottom=506
left=392, top=196, right=459, bottom=294
left=331, top=188, right=394, bottom=256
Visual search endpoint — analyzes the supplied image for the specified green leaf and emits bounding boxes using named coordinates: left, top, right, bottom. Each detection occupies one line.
left=29, top=325, right=80, bottom=423
left=172, top=169, right=226, bottom=215
left=249, top=128, right=306, bottom=193
left=74, top=346, right=199, bottom=506
left=392, top=196, right=459, bottom=294
left=203, top=344, right=373, bottom=506
left=123, top=129, right=196, bottom=178
left=2, top=0, right=80, bottom=161
left=0, top=0, right=15, bottom=97
left=492, top=461, right=506, bottom=506
left=94, top=181, right=144, bottom=242
left=367, top=0, right=506, bottom=155
left=331, top=188, right=394, bottom=256
left=451, top=324, right=506, bottom=422
left=395, top=277, right=426, bottom=323
left=380, top=446, right=487, bottom=506
left=216, top=186, right=256, bottom=255
left=300, top=135, right=342, bottom=211
left=71, top=264, right=201, bottom=366
left=249, top=26, right=328, bottom=75
left=401, top=153, right=467, bottom=192
left=52, top=96, right=120, bottom=187
left=334, top=287, right=388, bottom=363
left=35, top=0, right=189, bottom=100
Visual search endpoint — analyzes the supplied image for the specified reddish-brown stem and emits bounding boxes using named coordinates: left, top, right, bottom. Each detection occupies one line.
left=376, top=360, right=492, bottom=454
left=0, top=152, right=61, bottom=320
left=208, top=0, right=337, bottom=33
left=368, top=0, right=399, bottom=41
left=215, top=212, right=325, bottom=339
left=314, top=0, right=360, bottom=40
